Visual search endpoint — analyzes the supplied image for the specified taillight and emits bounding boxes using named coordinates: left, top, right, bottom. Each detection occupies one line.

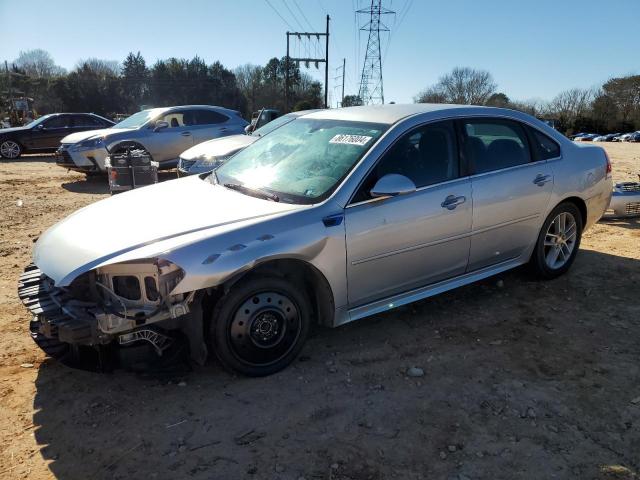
left=604, top=150, right=612, bottom=177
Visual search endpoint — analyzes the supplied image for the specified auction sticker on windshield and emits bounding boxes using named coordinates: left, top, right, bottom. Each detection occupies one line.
left=329, top=134, right=373, bottom=146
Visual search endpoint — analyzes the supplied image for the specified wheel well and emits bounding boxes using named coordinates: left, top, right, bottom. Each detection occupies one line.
left=220, top=259, right=335, bottom=327
left=560, top=196, right=587, bottom=226
left=1, top=138, right=23, bottom=148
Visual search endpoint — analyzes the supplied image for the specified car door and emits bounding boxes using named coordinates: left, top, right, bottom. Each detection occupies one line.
left=70, top=114, right=101, bottom=134
left=344, top=120, right=472, bottom=307
left=31, top=114, right=72, bottom=150
left=190, top=109, right=232, bottom=144
left=462, top=118, right=554, bottom=271
left=144, top=110, right=195, bottom=165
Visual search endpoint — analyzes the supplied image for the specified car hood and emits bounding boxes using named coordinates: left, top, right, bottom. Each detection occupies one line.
left=180, top=134, right=256, bottom=161
left=34, top=176, right=302, bottom=285
left=60, top=127, right=135, bottom=144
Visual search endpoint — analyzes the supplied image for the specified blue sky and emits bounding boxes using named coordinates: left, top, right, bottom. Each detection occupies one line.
left=1, top=0, right=638, bottom=106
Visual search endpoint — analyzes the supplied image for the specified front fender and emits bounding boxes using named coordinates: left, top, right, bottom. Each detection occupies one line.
left=163, top=205, right=349, bottom=309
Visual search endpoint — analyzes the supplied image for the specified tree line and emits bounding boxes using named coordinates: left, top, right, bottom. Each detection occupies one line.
left=1, top=49, right=325, bottom=120
left=414, top=67, right=640, bottom=135
left=3, top=50, right=639, bottom=135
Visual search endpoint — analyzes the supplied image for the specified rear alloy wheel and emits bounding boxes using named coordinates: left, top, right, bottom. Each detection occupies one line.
left=530, top=202, right=583, bottom=279
left=211, top=276, right=311, bottom=376
left=0, top=140, right=22, bottom=159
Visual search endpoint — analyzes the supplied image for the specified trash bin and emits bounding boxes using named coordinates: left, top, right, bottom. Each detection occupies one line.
left=105, top=148, right=159, bottom=194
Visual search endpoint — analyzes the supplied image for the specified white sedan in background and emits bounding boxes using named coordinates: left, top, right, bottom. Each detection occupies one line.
left=177, top=110, right=319, bottom=176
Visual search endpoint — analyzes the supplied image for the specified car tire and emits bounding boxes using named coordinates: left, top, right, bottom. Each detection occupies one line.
left=210, top=275, right=311, bottom=377
left=0, top=139, right=22, bottom=159
left=530, top=202, right=583, bottom=279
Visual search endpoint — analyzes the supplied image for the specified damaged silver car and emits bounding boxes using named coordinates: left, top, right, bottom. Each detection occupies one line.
left=602, top=179, right=640, bottom=218
left=18, top=105, right=612, bottom=376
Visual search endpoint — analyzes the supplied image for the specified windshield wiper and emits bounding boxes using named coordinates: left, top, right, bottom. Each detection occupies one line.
left=223, top=182, right=280, bottom=202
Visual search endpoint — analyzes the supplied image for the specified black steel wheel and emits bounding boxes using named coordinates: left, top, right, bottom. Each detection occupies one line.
left=211, top=276, right=310, bottom=376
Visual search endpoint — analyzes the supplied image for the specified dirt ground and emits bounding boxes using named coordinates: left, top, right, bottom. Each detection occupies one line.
left=0, top=143, right=638, bottom=480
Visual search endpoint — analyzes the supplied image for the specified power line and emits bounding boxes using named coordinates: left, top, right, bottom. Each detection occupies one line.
left=293, top=0, right=316, bottom=31
left=265, top=0, right=295, bottom=30
left=382, top=0, right=411, bottom=66
left=282, top=0, right=306, bottom=31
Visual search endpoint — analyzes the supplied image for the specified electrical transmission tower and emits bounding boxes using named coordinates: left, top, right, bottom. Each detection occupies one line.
left=357, top=0, right=394, bottom=105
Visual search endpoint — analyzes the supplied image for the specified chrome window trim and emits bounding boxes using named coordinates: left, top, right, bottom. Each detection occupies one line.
left=340, top=112, right=564, bottom=208
left=468, top=157, right=551, bottom=180
left=346, top=175, right=470, bottom=209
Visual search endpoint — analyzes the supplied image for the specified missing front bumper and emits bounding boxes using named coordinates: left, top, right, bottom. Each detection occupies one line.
left=18, top=264, right=189, bottom=372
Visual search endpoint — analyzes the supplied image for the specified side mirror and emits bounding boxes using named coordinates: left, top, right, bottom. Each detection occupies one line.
left=153, top=120, right=169, bottom=132
left=36, top=124, right=45, bottom=130
left=244, top=125, right=253, bottom=135
left=370, top=173, right=416, bottom=198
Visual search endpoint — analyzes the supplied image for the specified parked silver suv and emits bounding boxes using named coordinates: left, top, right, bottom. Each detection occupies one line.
left=20, top=105, right=612, bottom=376
left=56, top=105, right=248, bottom=174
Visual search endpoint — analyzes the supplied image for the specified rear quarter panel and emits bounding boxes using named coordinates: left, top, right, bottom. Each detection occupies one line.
left=547, top=142, right=612, bottom=229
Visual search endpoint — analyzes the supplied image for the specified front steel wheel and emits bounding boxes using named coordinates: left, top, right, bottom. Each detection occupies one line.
left=211, top=276, right=311, bottom=376
left=0, top=140, right=22, bottom=159
left=531, top=202, right=583, bottom=279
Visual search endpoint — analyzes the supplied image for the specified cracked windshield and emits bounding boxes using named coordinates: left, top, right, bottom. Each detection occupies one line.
left=215, top=118, right=386, bottom=202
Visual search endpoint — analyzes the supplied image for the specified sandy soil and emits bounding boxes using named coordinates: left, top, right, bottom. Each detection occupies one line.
left=0, top=144, right=639, bottom=480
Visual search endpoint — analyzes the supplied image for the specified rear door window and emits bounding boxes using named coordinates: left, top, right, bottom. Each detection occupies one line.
left=528, top=127, right=561, bottom=160
left=462, top=119, right=532, bottom=174
left=194, top=109, right=229, bottom=125
left=43, top=115, right=70, bottom=129
left=72, top=114, right=100, bottom=127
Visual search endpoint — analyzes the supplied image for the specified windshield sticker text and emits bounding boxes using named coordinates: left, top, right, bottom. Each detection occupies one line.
left=329, top=134, right=373, bottom=146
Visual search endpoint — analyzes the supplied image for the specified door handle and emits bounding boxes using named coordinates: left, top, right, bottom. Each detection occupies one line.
left=533, top=174, right=551, bottom=186
left=181, top=131, right=191, bottom=137
left=441, top=195, right=466, bottom=210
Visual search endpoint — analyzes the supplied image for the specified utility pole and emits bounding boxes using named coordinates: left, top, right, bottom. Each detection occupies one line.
left=341, top=57, right=346, bottom=106
left=285, top=33, right=290, bottom=112
left=333, top=58, right=346, bottom=107
left=284, top=14, right=330, bottom=111
left=324, top=14, right=330, bottom=109
left=357, top=0, right=394, bottom=105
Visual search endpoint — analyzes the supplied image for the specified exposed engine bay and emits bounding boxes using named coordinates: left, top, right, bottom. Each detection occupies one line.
left=18, top=260, right=205, bottom=371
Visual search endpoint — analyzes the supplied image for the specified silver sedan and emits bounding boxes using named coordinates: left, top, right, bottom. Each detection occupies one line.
left=19, top=104, right=612, bottom=376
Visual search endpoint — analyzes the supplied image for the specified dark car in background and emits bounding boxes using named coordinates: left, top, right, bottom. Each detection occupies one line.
left=0, top=113, right=114, bottom=159
left=628, top=132, right=640, bottom=142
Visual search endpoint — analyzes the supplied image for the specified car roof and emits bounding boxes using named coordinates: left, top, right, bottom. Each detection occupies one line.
left=303, top=103, right=509, bottom=125
left=144, top=105, right=241, bottom=115
left=285, top=109, right=323, bottom=118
